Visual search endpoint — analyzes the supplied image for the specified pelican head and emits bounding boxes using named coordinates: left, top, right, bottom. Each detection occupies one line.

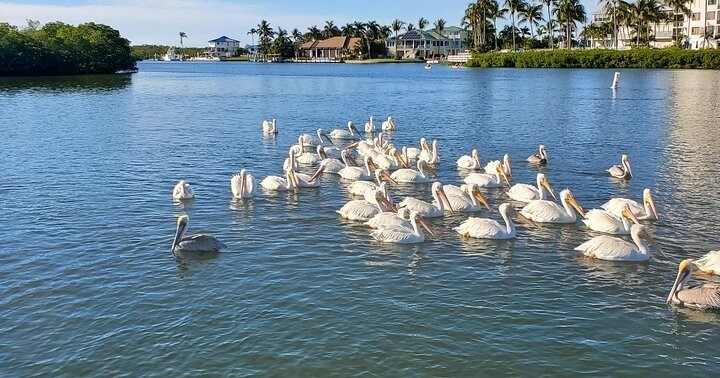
left=643, top=188, right=659, bottom=219
left=499, top=202, right=535, bottom=226
left=348, top=121, right=360, bottom=135
left=420, top=138, right=429, bottom=152
left=394, top=149, right=409, bottom=168
left=471, top=149, right=481, bottom=167
left=622, top=154, right=633, bottom=177
left=469, top=183, right=492, bottom=212
left=667, top=259, right=694, bottom=304
left=621, top=204, right=640, bottom=225
left=172, top=215, right=189, bottom=251
left=317, top=145, right=328, bottom=159
left=409, top=210, right=436, bottom=238
left=375, top=168, right=397, bottom=185
left=318, top=128, right=331, bottom=143
left=537, top=173, right=557, bottom=200
left=495, top=164, right=511, bottom=186
left=374, top=189, right=397, bottom=212
left=503, top=154, right=512, bottom=176
left=432, top=182, right=454, bottom=214
left=561, top=189, right=585, bottom=218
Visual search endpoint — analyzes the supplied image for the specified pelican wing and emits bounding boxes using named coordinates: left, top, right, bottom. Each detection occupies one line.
left=601, top=198, right=645, bottom=217
left=675, top=284, right=720, bottom=310
left=177, top=234, right=226, bottom=252
left=261, top=176, right=287, bottom=191
left=695, top=251, right=720, bottom=275
left=456, top=155, right=475, bottom=169
left=527, top=154, right=542, bottom=164
left=348, top=180, right=378, bottom=196
left=337, top=200, right=379, bottom=221
left=231, top=174, right=243, bottom=198
left=463, top=173, right=496, bottom=187
left=454, top=217, right=506, bottom=239
left=484, top=160, right=501, bottom=174
left=398, top=197, right=436, bottom=216
left=574, top=235, right=647, bottom=261
left=296, top=153, right=320, bottom=165
left=365, top=212, right=410, bottom=229
left=607, top=165, right=626, bottom=177
left=581, top=209, right=629, bottom=234
left=446, top=194, right=480, bottom=212
left=339, top=167, right=367, bottom=180
left=372, top=226, right=423, bottom=244
left=507, top=183, right=540, bottom=202
left=443, top=184, right=465, bottom=197
left=321, top=158, right=345, bottom=174
left=520, top=200, right=566, bottom=223
left=390, top=168, right=427, bottom=183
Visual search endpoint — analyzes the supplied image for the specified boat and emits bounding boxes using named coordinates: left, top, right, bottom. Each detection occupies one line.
left=424, top=62, right=432, bottom=70
left=162, top=47, right=182, bottom=61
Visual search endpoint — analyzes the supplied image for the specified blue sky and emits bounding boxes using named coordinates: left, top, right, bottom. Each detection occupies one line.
left=0, top=0, right=601, bottom=45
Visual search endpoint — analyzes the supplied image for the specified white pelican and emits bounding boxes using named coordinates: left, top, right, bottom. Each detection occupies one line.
left=601, top=188, right=659, bottom=220
left=419, top=139, right=439, bottom=164
left=293, top=166, right=323, bottom=188
left=260, top=169, right=298, bottom=191
left=520, top=189, right=585, bottom=223
left=454, top=203, right=531, bottom=239
left=337, top=189, right=395, bottom=221
left=298, top=129, right=331, bottom=150
left=484, top=154, right=512, bottom=177
left=446, top=184, right=492, bottom=213
left=391, top=160, right=432, bottom=183
left=328, top=121, right=360, bottom=140
left=315, top=148, right=347, bottom=175
left=463, top=165, right=510, bottom=188
left=403, top=138, right=428, bottom=162
left=172, top=180, right=195, bottom=200
left=230, top=169, right=256, bottom=199
left=283, top=149, right=299, bottom=172
left=294, top=140, right=321, bottom=166
left=398, top=182, right=454, bottom=218
left=372, top=147, right=404, bottom=170
left=507, top=173, right=556, bottom=203
left=262, top=118, right=277, bottom=135
left=171, top=215, right=225, bottom=253
left=575, top=224, right=657, bottom=261
left=581, top=204, right=640, bottom=235
left=456, top=149, right=482, bottom=170
left=347, top=169, right=395, bottom=196
left=318, top=144, right=343, bottom=159
left=607, top=154, right=633, bottom=179
left=339, top=155, right=377, bottom=181
left=694, top=251, right=720, bottom=275
left=667, top=259, right=720, bottom=310
left=527, top=144, right=548, bottom=165
left=371, top=211, right=435, bottom=244
left=364, top=116, right=376, bottom=134
left=365, top=208, right=410, bottom=229
left=381, top=116, right=396, bottom=131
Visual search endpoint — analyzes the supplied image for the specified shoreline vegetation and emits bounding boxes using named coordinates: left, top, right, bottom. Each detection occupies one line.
left=0, top=21, right=135, bottom=76
left=467, top=49, right=720, bottom=69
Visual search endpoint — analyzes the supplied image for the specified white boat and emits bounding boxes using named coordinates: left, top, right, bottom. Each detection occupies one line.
left=162, top=47, right=182, bottom=61
left=424, top=62, right=432, bottom=70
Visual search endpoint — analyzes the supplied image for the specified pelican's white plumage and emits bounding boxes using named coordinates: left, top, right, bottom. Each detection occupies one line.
left=694, top=251, right=720, bottom=275
left=454, top=203, right=520, bottom=239
left=445, top=183, right=491, bottom=213
left=173, top=180, right=195, bottom=200
left=364, top=116, right=376, bottom=134
left=230, top=169, right=256, bottom=199
left=328, top=121, right=360, bottom=140
left=507, top=173, right=556, bottom=203
left=347, top=169, right=393, bottom=196
left=463, top=165, right=510, bottom=188
left=381, top=116, right=396, bottom=131
left=418, top=139, right=439, bottom=164
left=391, top=160, right=431, bottom=183
left=456, top=149, right=482, bottom=170
left=262, top=118, right=277, bottom=135
left=337, top=189, right=394, bottom=221
left=260, top=169, right=298, bottom=191
left=484, top=154, right=512, bottom=177
left=607, top=154, right=633, bottom=179
left=581, top=205, right=639, bottom=235
left=575, top=224, right=655, bottom=261
left=365, top=208, right=411, bottom=229
left=371, top=211, right=433, bottom=244
left=171, top=215, right=225, bottom=253
left=601, top=188, right=659, bottom=220
left=527, top=144, right=548, bottom=165
left=398, top=182, right=453, bottom=218
left=339, top=155, right=375, bottom=181
left=520, top=189, right=585, bottom=223
left=667, top=259, right=720, bottom=310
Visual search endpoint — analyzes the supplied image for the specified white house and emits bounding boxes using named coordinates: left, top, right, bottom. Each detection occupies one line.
left=386, top=26, right=467, bottom=59
left=205, top=36, right=241, bottom=58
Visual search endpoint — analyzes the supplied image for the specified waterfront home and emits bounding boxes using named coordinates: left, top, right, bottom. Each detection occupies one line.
left=300, top=36, right=362, bottom=61
left=205, top=36, right=241, bottom=59
left=386, top=26, right=467, bottom=59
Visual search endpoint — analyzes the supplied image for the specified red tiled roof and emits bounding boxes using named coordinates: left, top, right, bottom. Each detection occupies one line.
left=315, top=36, right=347, bottom=49
left=300, top=40, right=318, bottom=49
left=347, top=37, right=362, bottom=49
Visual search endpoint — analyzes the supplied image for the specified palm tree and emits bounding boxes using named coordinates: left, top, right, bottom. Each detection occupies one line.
left=504, top=0, right=527, bottom=50
left=179, top=32, right=186, bottom=58
left=555, top=0, right=586, bottom=48
left=519, top=2, right=544, bottom=39
left=599, top=0, right=628, bottom=49
left=391, top=19, right=405, bottom=59
left=307, top=25, right=321, bottom=40
left=434, top=18, right=446, bottom=56
left=406, top=23, right=415, bottom=31
left=462, top=2, right=480, bottom=49
left=540, top=0, right=555, bottom=48
left=490, top=0, right=507, bottom=50
left=341, top=23, right=355, bottom=37
left=247, top=28, right=256, bottom=47
left=323, top=20, right=339, bottom=38
left=418, top=17, right=428, bottom=58
left=257, top=20, right=274, bottom=60
left=352, top=21, right=366, bottom=37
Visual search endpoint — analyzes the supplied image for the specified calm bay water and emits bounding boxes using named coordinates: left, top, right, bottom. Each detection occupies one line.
left=1, top=61, right=720, bottom=376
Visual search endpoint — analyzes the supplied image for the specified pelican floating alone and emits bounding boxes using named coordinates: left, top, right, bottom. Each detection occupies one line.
left=527, top=144, right=548, bottom=165
left=484, top=154, right=512, bottom=177
left=173, top=180, right=195, bottom=200
left=575, top=224, right=657, bottom=261
left=230, top=169, right=256, bottom=199
left=262, top=118, right=277, bottom=135
left=456, top=149, right=482, bottom=170
left=171, top=215, right=225, bottom=253
left=381, top=116, right=396, bottom=131
left=607, top=154, right=633, bottom=179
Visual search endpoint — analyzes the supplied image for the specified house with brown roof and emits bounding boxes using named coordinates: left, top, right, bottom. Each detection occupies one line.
left=300, top=36, right=362, bottom=61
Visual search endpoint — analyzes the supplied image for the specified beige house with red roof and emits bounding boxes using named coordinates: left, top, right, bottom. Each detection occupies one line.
left=300, top=36, right=362, bottom=61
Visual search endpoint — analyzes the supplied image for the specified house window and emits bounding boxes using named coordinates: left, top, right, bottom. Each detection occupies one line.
left=707, top=11, right=716, bottom=20
left=717, top=25, right=720, bottom=34
left=692, top=12, right=701, bottom=21
left=709, top=0, right=717, bottom=5
left=691, top=26, right=701, bottom=35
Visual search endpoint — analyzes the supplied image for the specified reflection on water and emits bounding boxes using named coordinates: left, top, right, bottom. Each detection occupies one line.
left=0, top=73, right=132, bottom=93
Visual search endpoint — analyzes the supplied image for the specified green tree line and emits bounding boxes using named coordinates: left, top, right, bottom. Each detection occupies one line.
left=0, top=21, right=135, bottom=76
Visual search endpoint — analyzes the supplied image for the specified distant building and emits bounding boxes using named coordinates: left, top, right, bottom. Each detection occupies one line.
left=205, top=36, right=241, bottom=58
left=386, top=26, right=467, bottom=59
left=299, top=36, right=362, bottom=61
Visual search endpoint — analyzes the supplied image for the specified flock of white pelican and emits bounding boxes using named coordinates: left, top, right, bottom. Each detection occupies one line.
left=170, top=116, right=720, bottom=312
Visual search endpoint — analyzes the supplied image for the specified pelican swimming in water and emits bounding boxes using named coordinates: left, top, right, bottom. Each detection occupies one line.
left=339, top=155, right=377, bottom=181
left=230, top=169, right=256, bottom=199
left=171, top=215, right=226, bottom=253
left=298, top=129, right=331, bottom=151
left=484, top=154, right=512, bottom=177
left=402, top=138, right=428, bottom=162
left=262, top=118, right=277, bottom=135
left=601, top=188, right=659, bottom=220
left=315, top=146, right=346, bottom=174
left=327, top=121, right=360, bottom=140
left=456, top=149, right=482, bottom=170
left=172, top=180, right=195, bottom=200
left=667, top=259, right=720, bottom=310
left=454, top=203, right=532, bottom=239
left=391, top=160, right=432, bottom=183
left=260, top=168, right=298, bottom=191
left=364, top=116, right=376, bottom=134
left=694, top=251, right=720, bottom=275
left=445, top=183, right=492, bottom=213
left=365, top=207, right=411, bottom=229
left=381, top=116, right=396, bottom=131
left=347, top=169, right=395, bottom=196
left=575, top=224, right=657, bottom=262
left=371, top=210, right=435, bottom=244
left=337, top=188, right=395, bottom=221
left=527, top=144, right=548, bottom=165
left=463, top=164, right=510, bottom=188
left=582, top=204, right=640, bottom=235
left=294, top=140, right=321, bottom=166
left=520, top=189, right=585, bottom=223
left=418, top=139, right=439, bottom=165
left=398, top=182, right=454, bottom=218
left=607, top=154, right=633, bottom=179
left=507, top=173, right=556, bottom=203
